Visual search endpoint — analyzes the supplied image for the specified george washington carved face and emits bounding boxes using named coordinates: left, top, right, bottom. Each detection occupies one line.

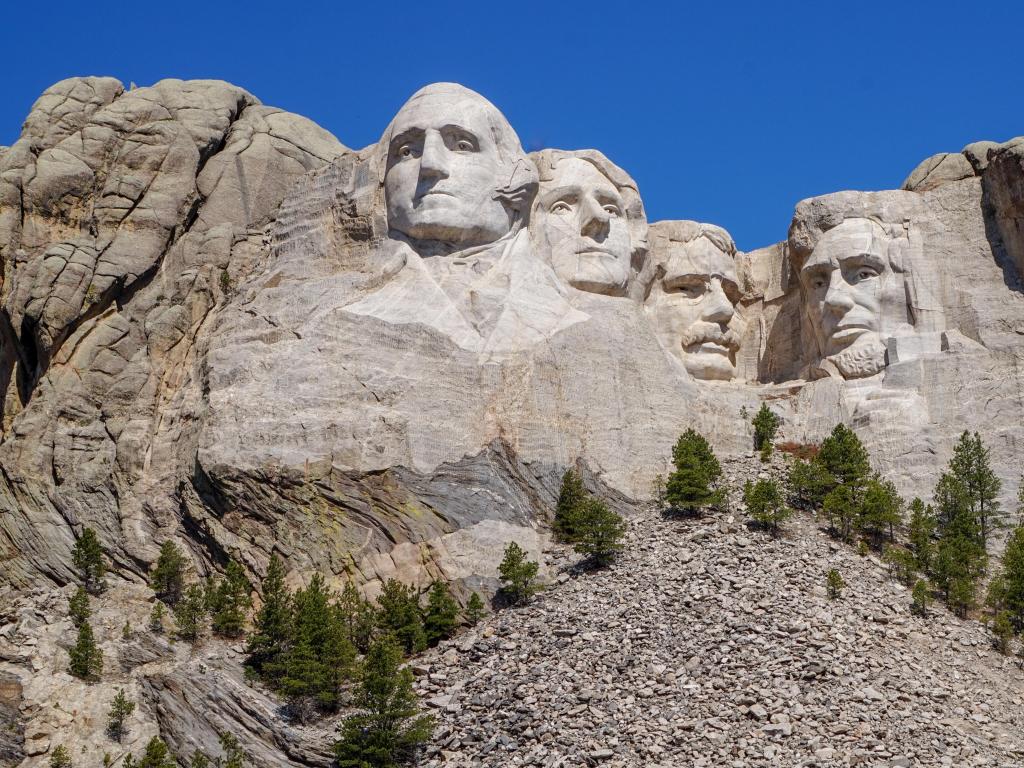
left=383, top=84, right=534, bottom=254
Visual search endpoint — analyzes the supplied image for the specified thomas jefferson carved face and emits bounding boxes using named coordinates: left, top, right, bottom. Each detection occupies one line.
left=533, top=157, right=633, bottom=295
left=799, top=218, right=910, bottom=378
left=384, top=86, right=520, bottom=251
left=647, top=228, right=743, bottom=380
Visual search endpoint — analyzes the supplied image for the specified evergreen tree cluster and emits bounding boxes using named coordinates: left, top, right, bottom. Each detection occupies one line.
left=785, top=423, right=902, bottom=547
left=552, top=469, right=627, bottom=566
left=244, top=556, right=476, bottom=721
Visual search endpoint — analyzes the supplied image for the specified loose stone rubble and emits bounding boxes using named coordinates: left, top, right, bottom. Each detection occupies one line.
left=416, top=458, right=1024, bottom=767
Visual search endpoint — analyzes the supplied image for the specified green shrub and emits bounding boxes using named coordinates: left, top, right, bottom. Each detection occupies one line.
left=498, top=542, right=540, bottom=605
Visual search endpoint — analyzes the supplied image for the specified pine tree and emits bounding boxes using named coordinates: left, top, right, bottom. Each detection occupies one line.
left=207, top=560, right=252, bottom=638
left=786, top=458, right=832, bottom=510
left=72, top=527, right=106, bottom=594
left=858, top=476, right=903, bottom=547
left=69, top=586, right=90, bottom=628
left=907, top=498, right=936, bottom=574
left=882, top=545, right=917, bottom=586
left=992, top=523, right=1024, bottom=631
left=991, top=611, right=1014, bottom=654
left=135, top=737, right=177, bottom=768
left=817, top=424, right=870, bottom=490
left=336, top=581, right=376, bottom=654
left=69, top=620, right=104, bottom=681
left=245, top=555, right=292, bottom=678
left=174, top=584, right=207, bottom=643
left=216, top=732, right=246, bottom=768
left=422, top=581, right=459, bottom=647
left=554, top=469, right=586, bottom=541
left=823, top=484, right=858, bottom=541
left=150, top=541, right=187, bottom=605
left=277, top=573, right=355, bottom=719
left=376, top=579, right=427, bottom=655
left=949, top=431, right=1004, bottom=546
left=149, top=602, right=167, bottom=634
left=50, top=745, right=72, bottom=768
left=825, top=569, right=844, bottom=599
left=743, top=478, right=792, bottom=535
left=334, top=634, right=434, bottom=768
left=932, top=464, right=989, bottom=617
left=572, top=497, right=627, bottom=566
left=464, top=592, right=485, bottom=626
left=752, top=403, right=780, bottom=460
left=665, top=429, right=725, bottom=514
left=106, top=688, right=135, bottom=741
left=498, top=542, right=540, bottom=605
left=911, top=579, right=930, bottom=617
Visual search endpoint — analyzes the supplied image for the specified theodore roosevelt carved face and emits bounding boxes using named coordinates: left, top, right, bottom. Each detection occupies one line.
left=530, top=149, right=647, bottom=297
left=383, top=83, right=535, bottom=254
left=646, top=222, right=744, bottom=381
left=799, top=218, right=910, bottom=379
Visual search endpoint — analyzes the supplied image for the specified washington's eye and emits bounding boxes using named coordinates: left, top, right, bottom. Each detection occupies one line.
left=550, top=201, right=573, bottom=214
left=398, top=145, right=414, bottom=159
left=455, top=139, right=474, bottom=152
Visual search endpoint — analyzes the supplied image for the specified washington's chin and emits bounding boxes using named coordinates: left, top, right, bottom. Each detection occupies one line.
left=682, top=347, right=736, bottom=381
left=391, top=212, right=509, bottom=248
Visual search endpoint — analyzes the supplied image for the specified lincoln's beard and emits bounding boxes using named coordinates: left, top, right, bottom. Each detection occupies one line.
left=817, top=333, right=888, bottom=379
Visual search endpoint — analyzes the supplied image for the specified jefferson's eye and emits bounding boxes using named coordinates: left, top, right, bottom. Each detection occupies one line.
left=666, top=280, right=705, bottom=298
left=550, top=201, right=573, bottom=214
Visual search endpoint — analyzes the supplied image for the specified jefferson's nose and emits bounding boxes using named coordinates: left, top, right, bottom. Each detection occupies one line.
left=823, top=273, right=855, bottom=314
left=579, top=196, right=610, bottom=240
left=419, top=131, right=450, bottom=180
left=701, top=279, right=734, bottom=324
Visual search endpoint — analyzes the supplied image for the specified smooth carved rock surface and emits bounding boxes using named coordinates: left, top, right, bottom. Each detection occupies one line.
left=0, top=77, right=1023, bottom=620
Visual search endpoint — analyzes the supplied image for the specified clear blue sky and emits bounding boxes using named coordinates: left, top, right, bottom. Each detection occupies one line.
left=3, top=0, right=1022, bottom=250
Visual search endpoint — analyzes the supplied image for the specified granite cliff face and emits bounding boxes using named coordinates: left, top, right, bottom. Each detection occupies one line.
left=1, top=78, right=1023, bottom=600
left=2, top=76, right=1024, bottom=767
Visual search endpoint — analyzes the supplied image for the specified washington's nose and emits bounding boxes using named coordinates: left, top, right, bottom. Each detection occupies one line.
left=580, top=196, right=610, bottom=240
left=702, top=279, right=734, bottom=324
left=419, top=131, right=450, bottom=180
left=823, top=273, right=855, bottom=314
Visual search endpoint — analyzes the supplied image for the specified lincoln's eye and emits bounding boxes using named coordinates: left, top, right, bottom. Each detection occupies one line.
left=811, top=277, right=827, bottom=290
left=550, top=201, right=573, bottom=214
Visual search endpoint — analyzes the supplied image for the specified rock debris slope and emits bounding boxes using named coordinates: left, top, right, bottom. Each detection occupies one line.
left=418, top=465, right=1024, bottom=767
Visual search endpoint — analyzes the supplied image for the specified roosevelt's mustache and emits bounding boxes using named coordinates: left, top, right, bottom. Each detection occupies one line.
left=680, top=322, right=741, bottom=351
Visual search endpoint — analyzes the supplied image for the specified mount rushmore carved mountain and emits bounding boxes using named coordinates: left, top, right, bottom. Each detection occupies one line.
left=1, top=76, right=1024, bottom=765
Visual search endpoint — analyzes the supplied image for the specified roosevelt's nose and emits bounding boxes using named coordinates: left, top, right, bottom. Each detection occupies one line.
left=419, top=130, right=450, bottom=180
left=579, top=195, right=610, bottom=240
left=823, top=273, right=855, bottom=315
left=701, top=279, right=734, bottom=324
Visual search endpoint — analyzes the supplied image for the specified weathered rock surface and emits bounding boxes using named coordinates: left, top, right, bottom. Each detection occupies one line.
left=1, top=77, right=1024, bottom=767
